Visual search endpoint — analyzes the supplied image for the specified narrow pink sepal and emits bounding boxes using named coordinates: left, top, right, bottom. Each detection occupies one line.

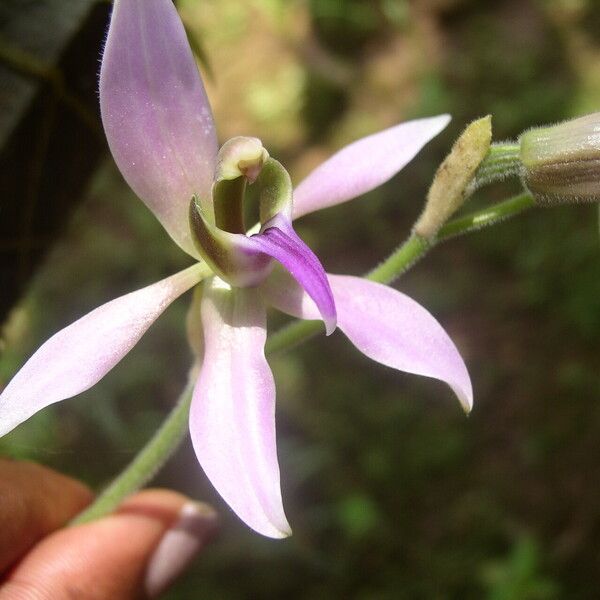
left=100, top=0, right=218, bottom=257
left=0, top=265, right=203, bottom=437
left=190, top=278, right=291, bottom=539
left=292, top=115, right=451, bottom=219
left=262, top=271, right=473, bottom=412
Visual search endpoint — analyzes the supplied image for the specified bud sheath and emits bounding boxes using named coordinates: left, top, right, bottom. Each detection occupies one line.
left=520, top=112, right=600, bottom=204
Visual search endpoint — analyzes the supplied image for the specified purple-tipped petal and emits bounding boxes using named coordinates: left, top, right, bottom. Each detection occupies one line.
left=100, top=0, right=218, bottom=257
left=0, top=265, right=203, bottom=437
left=244, top=215, right=336, bottom=334
left=292, top=115, right=451, bottom=219
left=190, top=278, right=291, bottom=538
left=263, top=271, right=473, bottom=412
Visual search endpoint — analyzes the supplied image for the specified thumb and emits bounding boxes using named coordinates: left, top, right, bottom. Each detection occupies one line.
left=0, top=489, right=218, bottom=599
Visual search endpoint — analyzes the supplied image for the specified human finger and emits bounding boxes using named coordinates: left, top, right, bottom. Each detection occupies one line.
left=0, top=458, right=92, bottom=573
left=0, top=489, right=218, bottom=599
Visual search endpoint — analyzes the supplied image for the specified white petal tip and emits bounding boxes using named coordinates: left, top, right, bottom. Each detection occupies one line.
left=419, top=113, right=452, bottom=134
left=250, top=519, right=292, bottom=539
left=457, top=391, right=473, bottom=415
left=270, top=526, right=293, bottom=539
left=430, top=113, right=452, bottom=130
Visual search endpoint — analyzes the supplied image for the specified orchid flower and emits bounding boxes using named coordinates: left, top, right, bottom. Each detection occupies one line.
left=0, top=0, right=472, bottom=538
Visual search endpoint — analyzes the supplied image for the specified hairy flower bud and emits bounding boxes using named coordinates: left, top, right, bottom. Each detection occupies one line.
left=414, top=115, right=492, bottom=240
left=519, top=112, right=600, bottom=205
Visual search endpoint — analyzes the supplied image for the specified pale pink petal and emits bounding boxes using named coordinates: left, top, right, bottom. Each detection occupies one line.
left=262, top=270, right=473, bottom=412
left=0, top=265, right=203, bottom=437
left=292, top=115, right=451, bottom=219
left=100, top=0, right=218, bottom=257
left=190, top=278, right=290, bottom=538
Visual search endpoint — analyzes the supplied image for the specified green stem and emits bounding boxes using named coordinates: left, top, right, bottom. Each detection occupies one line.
left=265, top=318, right=320, bottom=356
left=437, top=191, right=534, bottom=241
left=467, top=143, right=521, bottom=194
left=71, top=378, right=195, bottom=525
left=366, top=235, right=430, bottom=284
left=74, top=191, right=535, bottom=523
left=369, top=191, right=534, bottom=285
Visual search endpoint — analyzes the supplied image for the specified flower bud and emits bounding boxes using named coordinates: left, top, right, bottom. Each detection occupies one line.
left=519, top=112, right=600, bottom=205
left=414, top=115, right=492, bottom=240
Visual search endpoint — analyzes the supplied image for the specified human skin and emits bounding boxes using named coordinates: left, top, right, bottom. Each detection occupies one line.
left=0, top=459, right=217, bottom=599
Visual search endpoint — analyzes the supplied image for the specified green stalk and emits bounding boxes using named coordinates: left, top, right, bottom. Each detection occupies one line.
left=437, top=191, right=534, bottom=240
left=366, top=235, right=430, bottom=284
left=71, top=378, right=195, bottom=525
left=467, top=143, right=521, bottom=195
left=73, top=191, right=534, bottom=524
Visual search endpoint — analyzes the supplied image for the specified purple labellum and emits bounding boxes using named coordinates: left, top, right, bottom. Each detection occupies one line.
left=243, top=214, right=337, bottom=335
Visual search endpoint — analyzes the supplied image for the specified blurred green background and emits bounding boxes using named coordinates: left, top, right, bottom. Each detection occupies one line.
left=2, top=0, right=600, bottom=597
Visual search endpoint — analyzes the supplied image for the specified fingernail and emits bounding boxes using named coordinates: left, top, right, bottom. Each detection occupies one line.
left=145, top=502, right=218, bottom=597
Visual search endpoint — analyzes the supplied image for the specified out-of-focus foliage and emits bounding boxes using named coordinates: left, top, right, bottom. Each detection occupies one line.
left=1, top=0, right=600, bottom=597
